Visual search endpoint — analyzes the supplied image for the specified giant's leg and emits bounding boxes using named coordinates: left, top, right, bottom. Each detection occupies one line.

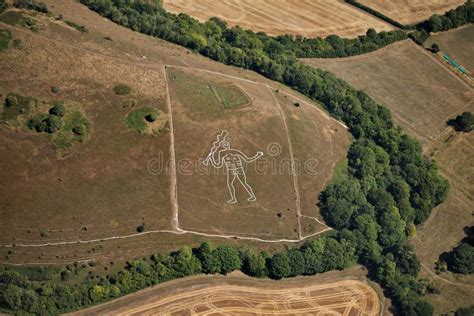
left=237, top=172, right=256, bottom=201
left=227, top=171, right=237, bottom=203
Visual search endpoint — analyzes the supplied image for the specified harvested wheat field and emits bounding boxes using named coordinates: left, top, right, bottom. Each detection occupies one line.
left=358, top=0, right=466, bottom=25
left=162, top=0, right=394, bottom=38
left=71, top=269, right=381, bottom=316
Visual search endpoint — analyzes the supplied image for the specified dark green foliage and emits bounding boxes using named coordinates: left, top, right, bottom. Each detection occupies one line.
left=49, top=102, right=65, bottom=117
left=456, top=305, right=474, bottom=316
left=3, top=93, right=36, bottom=121
left=430, top=43, right=440, bottom=53
left=72, top=123, right=87, bottom=136
left=448, top=111, right=474, bottom=132
left=214, top=245, right=242, bottom=274
left=345, top=0, right=413, bottom=29
left=113, top=84, right=132, bottom=95
left=0, top=28, right=12, bottom=52
left=13, top=0, right=48, bottom=13
left=269, top=252, right=291, bottom=279
left=417, top=2, right=474, bottom=34
left=65, top=20, right=89, bottom=33
left=136, top=224, right=145, bottom=233
left=241, top=250, right=267, bottom=277
left=450, top=243, right=474, bottom=274
left=0, top=0, right=7, bottom=12
left=145, top=112, right=157, bottom=122
left=51, top=86, right=60, bottom=94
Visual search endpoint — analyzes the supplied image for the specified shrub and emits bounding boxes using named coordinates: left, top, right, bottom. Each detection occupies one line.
left=72, top=124, right=87, bottom=136
left=51, top=86, right=60, bottom=94
left=430, top=43, right=440, bottom=53
left=145, top=113, right=157, bottom=122
left=136, top=224, right=145, bottom=233
left=13, top=0, right=48, bottom=13
left=448, top=111, right=474, bottom=132
left=49, top=102, right=65, bottom=117
left=113, top=84, right=132, bottom=95
left=0, top=28, right=12, bottom=52
left=45, top=115, right=63, bottom=133
left=65, top=20, right=88, bottom=33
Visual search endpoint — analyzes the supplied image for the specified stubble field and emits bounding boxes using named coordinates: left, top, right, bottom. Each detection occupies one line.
left=71, top=268, right=381, bottom=316
left=357, top=0, right=466, bottom=24
left=162, top=0, right=395, bottom=38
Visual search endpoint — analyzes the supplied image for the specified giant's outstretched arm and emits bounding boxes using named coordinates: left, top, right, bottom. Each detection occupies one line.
left=239, top=151, right=263, bottom=163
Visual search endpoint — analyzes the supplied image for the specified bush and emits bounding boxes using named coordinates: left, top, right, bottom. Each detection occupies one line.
left=13, top=0, right=48, bottom=13
left=72, top=124, right=87, bottom=136
left=145, top=113, right=157, bottom=122
left=113, top=84, right=132, bottom=95
left=136, top=224, right=145, bottom=233
left=448, top=111, right=474, bottom=132
left=51, top=86, right=60, bottom=94
left=430, top=43, right=440, bottom=53
left=49, top=102, right=65, bottom=117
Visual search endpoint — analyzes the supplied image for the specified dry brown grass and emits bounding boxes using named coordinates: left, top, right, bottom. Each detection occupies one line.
left=425, top=24, right=474, bottom=74
left=0, top=0, right=349, bottom=266
left=357, top=0, right=466, bottom=24
left=70, top=267, right=382, bottom=316
left=304, top=40, right=473, bottom=144
left=162, top=0, right=394, bottom=38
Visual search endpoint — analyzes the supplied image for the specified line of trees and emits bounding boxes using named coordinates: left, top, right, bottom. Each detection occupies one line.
left=344, top=0, right=412, bottom=29
left=1, top=0, right=457, bottom=314
left=0, top=238, right=355, bottom=314
left=409, top=0, right=474, bottom=44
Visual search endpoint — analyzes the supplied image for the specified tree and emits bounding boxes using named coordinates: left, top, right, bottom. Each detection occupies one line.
left=448, top=111, right=474, bottom=132
left=171, top=246, right=202, bottom=277
left=197, top=241, right=221, bottom=274
left=392, top=243, right=421, bottom=277
left=287, top=249, right=305, bottom=277
left=145, top=112, right=157, bottom=122
left=2, top=284, right=22, bottom=309
left=49, top=103, right=65, bottom=117
left=242, top=250, right=267, bottom=277
left=269, top=252, right=291, bottom=279
left=320, top=179, right=367, bottom=229
left=215, top=245, right=242, bottom=274
left=455, top=305, right=474, bottom=316
left=430, top=43, right=440, bottom=53
left=450, top=243, right=474, bottom=274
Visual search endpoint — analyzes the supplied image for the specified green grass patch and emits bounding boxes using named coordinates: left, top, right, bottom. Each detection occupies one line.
left=2, top=93, right=91, bottom=153
left=113, top=84, right=132, bottom=95
left=326, top=158, right=349, bottom=187
left=168, top=69, right=250, bottom=120
left=52, top=110, right=92, bottom=152
left=125, top=106, right=159, bottom=134
left=65, top=20, right=88, bottom=33
left=0, top=28, right=12, bottom=52
left=2, top=93, right=37, bottom=122
left=212, top=85, right=249, bottom=108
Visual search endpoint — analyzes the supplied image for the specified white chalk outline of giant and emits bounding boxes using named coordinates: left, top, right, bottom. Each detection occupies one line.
left=203, top=130, right=264, bottom=203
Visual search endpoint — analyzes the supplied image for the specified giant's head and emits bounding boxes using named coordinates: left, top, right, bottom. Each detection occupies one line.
left=221, top=140, right=230, bottom=149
